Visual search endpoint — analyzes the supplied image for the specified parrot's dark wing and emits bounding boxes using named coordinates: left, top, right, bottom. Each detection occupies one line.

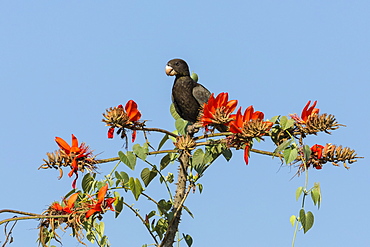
left=192, top=83, right=211, bottom=106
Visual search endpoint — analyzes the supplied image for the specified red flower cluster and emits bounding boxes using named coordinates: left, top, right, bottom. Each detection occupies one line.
left=229, top=106, right=273, bottom=165
left=199, top=92, right=237, bottom=129
left=198, top=93, right=273, bottom=165
left=229, top=106, right=268, bottom=133
left=55, top=134, right=92, bottom=188
left=86, top=184, right=115, bottom=218
left=51, top=192, right=79, bottom=214
left=106, top=100, right=142, bottom=142
left=49, top=185, right=115, bottom=219
left=291, top=100, right=319, bottom=124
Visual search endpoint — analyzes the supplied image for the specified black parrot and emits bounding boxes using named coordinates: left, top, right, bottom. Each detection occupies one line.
left=165, top=59, right=211, bottom=123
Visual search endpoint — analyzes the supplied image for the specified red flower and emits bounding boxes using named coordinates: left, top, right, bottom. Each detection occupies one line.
left=85, top=184, right=116, bottom=218
left=229, top=106, right=273, bottom=165
left=308, top=144, right=325, bottom=170
left=311, top=144, right=324, bottom=159
left=55, top=134, right=91, bottom=188
left=199, top=92, right=238, bottom=128
left=229, top=106, right=267, bottom=134
left=51, top=192, right=79, bottom=214
left=106, top=100, right=142, bottom=142
left=243, top=145, right=250, bottom=166
left=55, top=134, right=89, bottom=158
left=125, top=100, right=141, bottom=122
left=107, top=127, right=115, bottom=139
left=291, top=100, right=319, bottom=124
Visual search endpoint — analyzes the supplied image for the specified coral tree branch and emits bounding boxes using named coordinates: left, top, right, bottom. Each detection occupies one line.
left=159, top=150, right=189, bottom=247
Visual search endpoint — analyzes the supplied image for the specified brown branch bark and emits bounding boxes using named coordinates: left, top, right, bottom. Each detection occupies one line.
left=159, top=151, right=189, bottom=247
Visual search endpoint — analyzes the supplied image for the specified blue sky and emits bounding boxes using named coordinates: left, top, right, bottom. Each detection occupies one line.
left=1, top=1, right=369, bottom=246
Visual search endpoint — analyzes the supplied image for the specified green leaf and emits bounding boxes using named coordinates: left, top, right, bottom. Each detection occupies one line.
left=299, top=209, right=314, bottom=233
left=190, top=72, right=198, bottom=83
left=311, top=182, right=321, bottom=209
left=158, top=134, right=169, bottom=151
left=126, top=151, right=137, bottom=169
left=141, top=168, right=157, bottom=187
left=304, top=211, right=314, bottom=233
left=157, top=199, right=172, bottom=216
left=86, top=230, right=95, bottom=243
left=290, top=215, right=296, bottom=227
left=280, top=116, right=295, bottom=130
left=295, top=186, right=303, bottom=201
left=170, top=103, right=181, bottom=120
left=303, top=145, right=312, bottom=162
left=120, top=171, right=129, bottom=183
left=183, top=205, right=194, bottom=218
left=113, top=192, right=124, bottom=218
left=183, top=233, right=193, bottom=247
left=118, top=151, right=130, bottom=169
left=82, top=173, right=96, bottom=193
left=222, top=148, right=232, bottom=161
left=299, top=208, right=305, bottom=223
left=274, top=139, right=292, bottom=154
left=166, top=172, right=174, bottom=183
left=175, top=118, right=188, bottom=135
left=168, top=132, right=177, bottom=142
left=94, top=221, right=105, bottom=238
left=192, top=149, right=205, bottom=166
left=115, top=171, right=122, bottom=180
left=204, top=143, right=223, bottom=165
left=99, top=235, right=108, bottom=246
left=268, top=115, right=280, bottom=123
left=160, top=154, right=171, bottom=170
left=197, top=183, right=203, bottom=194
left=192, top=150, right=207, bottom=175
left=129, top=177, right=144, bottom=201
left=119, top=151, right=137, bottom=170
left=311, top=189, right=319, bottom=207
left=154, top=218, right=168, bottom=239
left=147, top=210, right=156, bottom=219
left=283, top=147, right=298, bottom=164
left=115, top=171, right=129, bottom=187
left=133, top=143, right=148, bottom=160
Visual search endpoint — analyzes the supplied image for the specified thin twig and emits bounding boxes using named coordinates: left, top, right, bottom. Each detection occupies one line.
left=2, top=217, right=17, bottom=247
left=110, top=186, right=160, bottom=206
left=95, top=150, right=178, bottom=164
left=0, top=209, right=42, bottom=216
left=140, top=127, right=178, bottom=138
left=0, top=215, right=69, bottom=225
left=193, top=132, right=232, bottom=141
left=121, top=201, right=159, bottom=245
left=137, top=157, right=174, bottom=203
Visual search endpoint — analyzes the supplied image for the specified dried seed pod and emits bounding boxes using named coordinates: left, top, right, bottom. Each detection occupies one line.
left=305, top=113, right=344, bottom=134
left=237, top=119, right=272, bottom=140
left=323, top=143, right=360, bottom=168
left=39, top=150, right=69, bottom=169
left=300, top=143, right=362, bottom=173
left=174, top=135, right=196, bottom=155
left=295, top=114, right=345, bottom=136
left=102, top=105, right=130, bottom=129
left=40, top=149, right=98, bottom=179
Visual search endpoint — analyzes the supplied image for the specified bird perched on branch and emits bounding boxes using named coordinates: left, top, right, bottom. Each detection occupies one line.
left=165, top=59, right=211, bottom=123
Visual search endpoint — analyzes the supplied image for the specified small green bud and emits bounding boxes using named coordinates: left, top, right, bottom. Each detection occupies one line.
left=191, top=72, right=198, bottom=83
